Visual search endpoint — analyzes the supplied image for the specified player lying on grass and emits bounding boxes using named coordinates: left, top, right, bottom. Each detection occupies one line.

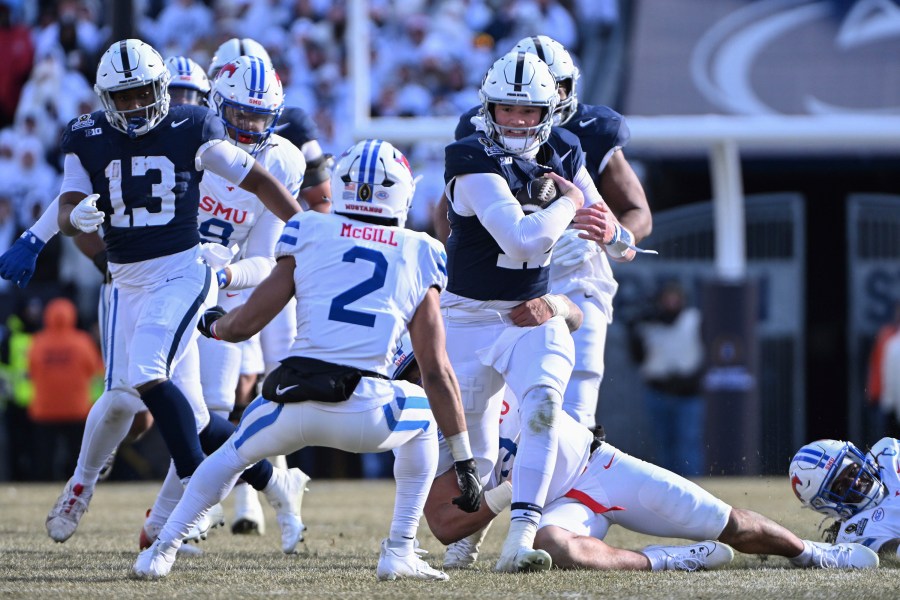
left=790, top=437, right=900, bottom=561
left=397, top=340, right=880, bottom=571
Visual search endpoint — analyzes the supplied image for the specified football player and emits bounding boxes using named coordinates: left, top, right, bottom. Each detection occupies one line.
left=448, top=35, right=651, bottom=431
left=790, top=438, right=900, bottom=560
left=402, top=343, right=878, bottom=571
left=42, top=39, right=304, bottom=548
left=132, top=139, right=481, bottom=581
left=428, top=50, right=629, bottom=573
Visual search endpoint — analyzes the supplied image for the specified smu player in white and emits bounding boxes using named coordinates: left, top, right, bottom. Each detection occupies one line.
left=791, top=438, right=900, bottom=561
left=47, top=39, right=304, bottom=545
left=429, top=51, right=627, bottom=573
left=133, top=139, right=482, bottom=581
left=141, top=55, right=312, bottom=549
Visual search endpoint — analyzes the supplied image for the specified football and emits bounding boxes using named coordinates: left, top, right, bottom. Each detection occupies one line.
left=515, top=176, right=564, bottom=213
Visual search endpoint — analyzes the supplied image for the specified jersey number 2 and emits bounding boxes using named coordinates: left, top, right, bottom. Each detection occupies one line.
left=105, top=157, right=176, bottom=227
left=328, top=247, right=387, bottom=327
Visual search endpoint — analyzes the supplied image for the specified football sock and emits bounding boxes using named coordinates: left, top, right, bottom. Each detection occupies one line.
left=140, top=380, right=206, bottom=479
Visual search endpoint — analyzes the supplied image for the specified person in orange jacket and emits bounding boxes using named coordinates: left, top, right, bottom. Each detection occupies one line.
left=27, top=297, right=103, bottom=481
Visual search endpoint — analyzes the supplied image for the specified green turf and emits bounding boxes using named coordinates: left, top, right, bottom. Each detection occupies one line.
left=0, top=478, right=896, bottom=598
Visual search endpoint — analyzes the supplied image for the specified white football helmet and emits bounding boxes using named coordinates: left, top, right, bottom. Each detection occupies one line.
left=94, top=39, right=170, bottom=138
left=789, top=439, right=886, bottom=519
left=331, top=139, right=415, bottom=228
left=207, top=37, right=272, bottom=78
left=211, top=56, right=284, bottom=156
left=479, top=51, right=559, bottom=155
left=513, top=35, right=580, bottom=125
left=166, top=56, right=210, bottom=106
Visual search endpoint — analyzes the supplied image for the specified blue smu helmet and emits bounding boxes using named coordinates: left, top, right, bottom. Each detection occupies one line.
left=789, top=439, right=886, bottom=519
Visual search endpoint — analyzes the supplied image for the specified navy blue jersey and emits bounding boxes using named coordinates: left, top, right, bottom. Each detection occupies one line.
left=455, top=103, right=629, bottom=186
left=560, top=104, right=629, bottom=184
left=443, top=129, right=584, bottom=301
left=61, top=104, right=227, bottom=264
left=273, top=106, right=319, bottom=152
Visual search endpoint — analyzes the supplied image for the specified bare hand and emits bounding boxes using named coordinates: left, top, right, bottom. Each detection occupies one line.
left=572, top=203, right=617, bottom=244
left=509, top=297, right=554, bottom=327
left=545, top=172, right=584, bottom=209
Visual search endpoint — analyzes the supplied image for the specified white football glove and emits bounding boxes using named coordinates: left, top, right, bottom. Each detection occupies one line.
left=200, top=242, right=238, bottom=271
left=69, top=194, right=104, bottom=233
left=552, top=228, right=599, bottom=268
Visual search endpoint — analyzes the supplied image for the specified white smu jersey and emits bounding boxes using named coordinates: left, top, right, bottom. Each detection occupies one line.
left=198, top=134, right=305, bottom=259
left=274, top=212, right=447, bottom=376
left=835, top=437, right=900, bottom=551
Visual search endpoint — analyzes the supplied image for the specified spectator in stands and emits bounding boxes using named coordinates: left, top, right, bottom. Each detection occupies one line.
left=0, top=0, right=34, bottom=129
left=629, top=280, right=707, bottom=476
left=27, top=297, right=103, bottom=481
left=866, top=302, right=900, bottom=438
left=878, top=306, right=900, bottom=439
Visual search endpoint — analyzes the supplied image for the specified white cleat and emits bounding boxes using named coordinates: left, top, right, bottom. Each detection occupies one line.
left=263, top=467, right=310, bottom=554
left=132, top=538, right=179, bottom=580
left=46, top=478, right=93, bottom=543
left=207, top=503, right=226, bottom=531
left=494, top=547, right=553, bottom=573
left=794, top=541, right=879, bottom=569
left=642, top=541, right=734, bottom=571
left=231, top=482, right=266, bottom=535
left=376, top=539, right=449, bottom=581
left=444, top=536, right=481, bottom=569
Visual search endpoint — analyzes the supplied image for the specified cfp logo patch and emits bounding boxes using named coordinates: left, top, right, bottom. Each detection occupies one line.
left=478, top=137, right=505, bottom=157
left=844, top=518, right=868, bottom=536
left=873, top=508, right=885, bottom=522
left=71, top=114, right=95, bottom=130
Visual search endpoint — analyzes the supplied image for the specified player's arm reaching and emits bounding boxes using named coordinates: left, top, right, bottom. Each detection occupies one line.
left=408, top=287, right=482, bottom=513
left=198, top=254, right=296, bottom=342
left=198, top=140, right=301, bottom=223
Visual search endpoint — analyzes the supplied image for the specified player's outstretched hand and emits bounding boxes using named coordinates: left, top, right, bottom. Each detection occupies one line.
left=197, top=305, right=227, bottom=339
left=452, top=458, right=483, bottom=513
left=69, top=194, right=105, bottom=233
left=0, top=230, right=45, bottom=288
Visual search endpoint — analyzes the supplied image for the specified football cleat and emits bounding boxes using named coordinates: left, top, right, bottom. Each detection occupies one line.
left=263, top=467, right=310, bottom=554
left=376, top=539, right=449, bottom=581
left=792, top=541, right=879, bottom=569
left=132, top=538, right=179, bottom=580
left=139, top=508, right=204, bottom=555
left=642, top=541, right=734, bottom=571
left=231, top=482, right=266, bottom=535
left=494, top=547, right=553, bottom=573
left=97, top=449, right=117, bottom=482
left=46, top=478, right=93, bottom=543
left=443, top=525, right=490, bottom=569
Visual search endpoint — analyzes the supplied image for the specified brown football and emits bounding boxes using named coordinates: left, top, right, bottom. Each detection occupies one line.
left=515, top=176, right=563, bottom=213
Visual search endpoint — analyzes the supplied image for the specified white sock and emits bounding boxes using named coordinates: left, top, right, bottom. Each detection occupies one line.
left=485, top=480, right=513, bottom=514
left=510, top=386, right=561, bottom=526
left=73, top=390, right=136, bottom=487
left=501, top=518, right=538, bottom=555
left=387, top=427, right=436, bottom=544
left=789, top=540, right=814, bottom=567
left=146, top=463, right=184, bottom=530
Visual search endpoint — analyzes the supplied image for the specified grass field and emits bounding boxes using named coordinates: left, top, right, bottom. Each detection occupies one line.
left=1, top=477, right=897, bottom=599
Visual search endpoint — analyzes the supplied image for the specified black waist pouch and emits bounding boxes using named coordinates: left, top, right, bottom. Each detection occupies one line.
left=261, top=356, right=386, bottom=404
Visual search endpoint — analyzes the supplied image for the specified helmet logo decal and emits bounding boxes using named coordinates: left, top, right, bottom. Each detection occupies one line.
left=219, top=62, right=238, bottom=79
left=791, top=474, right=805, bottom=500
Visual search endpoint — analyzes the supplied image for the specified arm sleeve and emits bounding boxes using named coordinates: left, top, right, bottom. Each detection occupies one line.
left=196, top=140, right=255, bottom=185
left=454, top=172, right=577, bottom=261
left=60, top=154, right=93, bottom=196
left=29, top=196, right=61, bottom=242
left=574, top=165, right=604, bottom=207
left=223, top=209, right=281, bottom=290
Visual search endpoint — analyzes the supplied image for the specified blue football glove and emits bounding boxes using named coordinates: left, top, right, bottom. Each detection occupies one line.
left=0, top=230, right=46, bottom=288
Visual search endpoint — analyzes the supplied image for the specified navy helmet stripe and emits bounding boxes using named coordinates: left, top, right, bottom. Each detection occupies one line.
left=531, top=36, right=546, bottom=62
left=119, top=40, right=134, bottom=78
left=513, top=52, right=525, bottom=92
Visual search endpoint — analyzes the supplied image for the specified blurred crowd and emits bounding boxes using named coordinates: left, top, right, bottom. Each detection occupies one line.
left=0, top=0, right=614, bottom=481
